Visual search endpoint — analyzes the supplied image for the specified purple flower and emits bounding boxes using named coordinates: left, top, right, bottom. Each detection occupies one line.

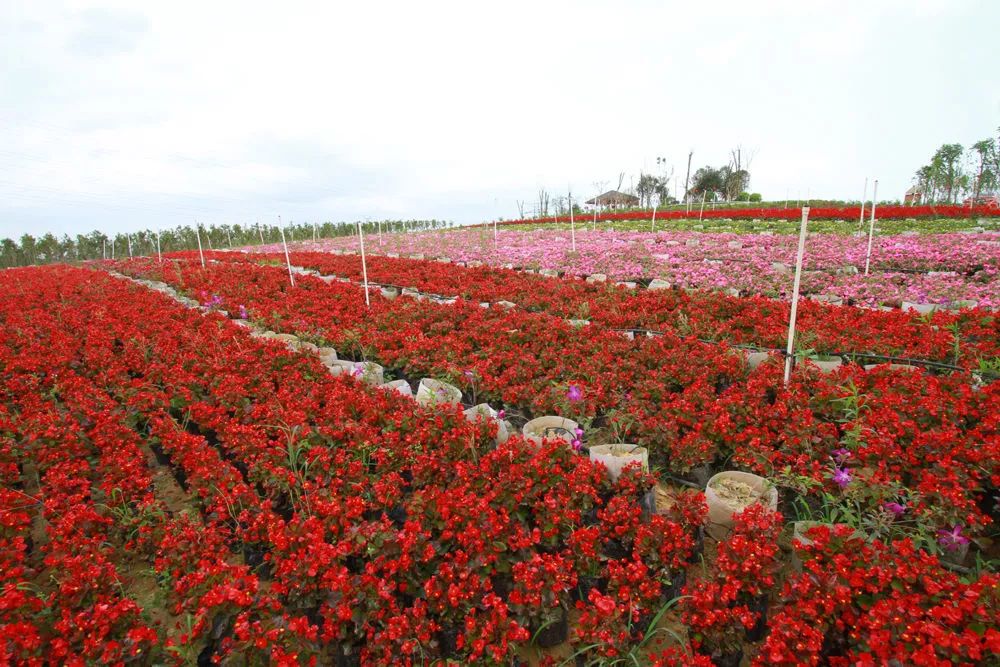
left=937, top=525, right=970, bottom=552
left=833, top=467, right=851, bottom=488
left=832, top=448, right=852, bottom=464
left=464, top=369, right=475, bottom=380
left=883, top=502, right=906, bottom=517
left=574, top=427, right=584, bottom=438
left=352, top=366, right=364, bottom=378
left=497, top=409, right=506, bottom=420
left=571, top=438, right=583, bottom=452
left=567, top=385, right=583, bottom=402
left=238, top=304, right=248, bottom=319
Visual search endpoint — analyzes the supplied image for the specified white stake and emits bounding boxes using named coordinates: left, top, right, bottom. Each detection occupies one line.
left=278, top=217, right=295, bottom=287
left=127, top=234, right=132, bottom=258
left=156, top=229, right=162, bottom=262
left=312, top=221, right=318, bottom=243
left=195, top=224, right=206, bottom=268
left=493, top=218, right=498, bottom=252
left=858, top=177, right=868, bottom=234
left=864, top=179, right=879, bottom=275
left=102, top=238, right=106, bottom=260
left=699, top=191, right=707, bottom=221
left=378, top=220, right=383, bottom=246
left=569, top=191, right=576, bottom=252
left=784, top=207, right=811, bottom=386
left=650, top=203, right=657, bottom=232
left=111, top=238, right=115, bottom=260
left=226, top=226, right=232, bottom=248
left=357, top=220, right=370, bottom=307
left=258, top=222, right=265, bottom=245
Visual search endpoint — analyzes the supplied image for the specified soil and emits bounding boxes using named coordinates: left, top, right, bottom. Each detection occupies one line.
left=711, top=478, right=764, bottom=512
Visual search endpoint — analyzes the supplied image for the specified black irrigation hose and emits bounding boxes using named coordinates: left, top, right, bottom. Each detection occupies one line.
left=623, top=328, right=999, bottom=379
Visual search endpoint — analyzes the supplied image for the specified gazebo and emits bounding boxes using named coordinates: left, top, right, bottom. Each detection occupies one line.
left=585, top=190, right=640, bottom=210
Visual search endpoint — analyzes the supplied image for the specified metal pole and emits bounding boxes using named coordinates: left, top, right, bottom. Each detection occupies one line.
left=864, top=180, right=879, bottom=275
left=156, top=229, right=162, bottom=262
left=258, top=222, right=265, bottom=245
left=569, top=191, right=575, bottom=252
left=102, top=238, right=106, bottom=260
left=699, top=191, right=706, bottom=221
left=493, top=218, right=498, bottom=252
left=650, top=203, right=657, bottom=232
left=226, top=226, right=232, bottom=248
left=127, top=234, right=132, bottom=258
left=357, top=221, right=370, bottom=307
left=279, top=217, right=295, bottom=287
left=784, top=207, right=810, bottom=386
left=195, top=224, right=205, bottom=268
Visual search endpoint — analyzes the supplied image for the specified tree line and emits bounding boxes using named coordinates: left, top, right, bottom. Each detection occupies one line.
left=913, top=129, right=999, bottom=203
left=0, top=219, right=452, bottom=269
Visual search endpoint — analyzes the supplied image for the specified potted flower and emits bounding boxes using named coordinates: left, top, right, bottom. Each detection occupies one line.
left=588, top=410, right=648, bottom=482
left=415, top=378, right=462, bottom=407
left=704, top=471, right=778, bottom=540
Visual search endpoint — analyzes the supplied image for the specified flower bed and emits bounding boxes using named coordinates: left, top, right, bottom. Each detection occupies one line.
left=4, top=263, right=996, bottom=664
left=261, top=228, right=1000, bottom=309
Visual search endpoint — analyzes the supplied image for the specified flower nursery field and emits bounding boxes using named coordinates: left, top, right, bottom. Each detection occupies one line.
left=2, top=218, right=1000, bottom=665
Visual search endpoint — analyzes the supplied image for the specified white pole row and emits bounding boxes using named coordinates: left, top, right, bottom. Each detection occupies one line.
left=195, top=223, right=205, bottom=268
left=357, top=220, right=371, bottom=307
left=784, top=207, right=810, bottom=386
left=279, top=217, right=295, bottom=287
left=864, top=179, right=879, bottom=275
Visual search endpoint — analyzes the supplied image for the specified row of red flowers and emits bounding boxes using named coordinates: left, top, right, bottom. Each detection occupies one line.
left=195, top=249, right=1000, bottom=366
left=115, top=259, right=998, bottom=548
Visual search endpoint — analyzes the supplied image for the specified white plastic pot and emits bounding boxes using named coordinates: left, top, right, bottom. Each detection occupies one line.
left=705, top=471, right=778, bottom=540
left=810, top=358, right=842, bottom=374
left=589, top=444, right=649, bottom=482
left=415, top=378, right=463, bottom=407
left=380, top=379, right=413, bottom=398
left=381, top=287, right=399, bottom=300
left=901, top=302, right=937, bottom=315
left=463, top=403, right=510, bottom=444
left=648, top=279, right=672, bottom=290
left=744, top=351, right=770, bottom=370
left=327, top=360, right=357, bottom=377
left=522, top=416, right=579, bottom=447
left=354, top=362, right=385, bottom=385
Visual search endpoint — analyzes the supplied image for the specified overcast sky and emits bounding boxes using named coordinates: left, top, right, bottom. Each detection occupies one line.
left=2, top=0, right=999, bottom=239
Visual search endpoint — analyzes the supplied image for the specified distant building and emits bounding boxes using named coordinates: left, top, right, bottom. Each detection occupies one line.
left=963, top=194, right=1000, bottom=207
left=585, top=190, right=640, bottom=209
left=903, top=186, right=923, bottom=205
